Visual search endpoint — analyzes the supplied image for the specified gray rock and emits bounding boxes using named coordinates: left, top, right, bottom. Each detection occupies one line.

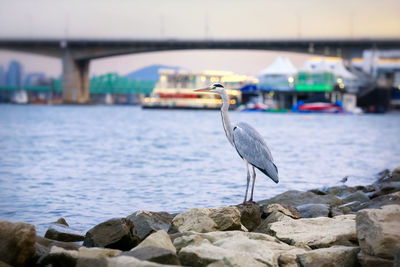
left=353, top=191, right=400, bottom=211
left=356, top=204, right=400, bottom=259
left=83, top=218, right=140, bottom=251
left=267, top=215, right=357, bottom=248
left=261, top=203, right=301, bottom=219
left=296, top=203, right=330, bottom=218
left=133, top=230, right=176, bottom=254
left=392, top=166, right=400, bottom=181
left=121, top=246, right=180, bottom=265
left=394, top=245, right=400, bottom=267
left=258, top=190, right=344, bottom=207
left=342, top=190, right=370, bottom=204
left=0, top=221, right=36, bottom=266
left=169, top=207, right=242, bottom=233
left=175, top=231, right=307, bottom=267
left=44, top=223, right=85, bottom=242
left=107, top=255, right=170, bottom=266
left=54, top=218, right=69, bottom=226
left=357, top=251, right=393, bottom=267
left=235, top=202, right=261, bottom=231
left=36, top=235, right=81, bottom=251
left=371, top=181, right=400, bottom=198
left=297, top=246, right=360, bottom=267
left=322, top=186, right=358, bottom=198
left=127, top=211, right=175, bottom=240
left=255, top=211, right=292, bottom=234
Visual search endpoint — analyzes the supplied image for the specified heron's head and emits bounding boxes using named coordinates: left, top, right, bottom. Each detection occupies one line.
left=194, top=83, right=225, bottom=94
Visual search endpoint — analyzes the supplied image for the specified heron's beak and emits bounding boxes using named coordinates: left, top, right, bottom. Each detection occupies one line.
left=194, top=87, right=212, bottom=92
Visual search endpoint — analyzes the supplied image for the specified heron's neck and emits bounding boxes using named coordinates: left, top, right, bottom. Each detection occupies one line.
left=220, top=90, right=234, bottom=146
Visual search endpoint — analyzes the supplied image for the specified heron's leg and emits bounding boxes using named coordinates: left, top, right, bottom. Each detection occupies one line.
left=243, top=160, right=250, bottom=203
left=249, top=166, right=256, bottom=202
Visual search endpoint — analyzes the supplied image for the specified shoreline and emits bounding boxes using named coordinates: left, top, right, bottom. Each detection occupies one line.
left=1, top=167, right=399, bottom=266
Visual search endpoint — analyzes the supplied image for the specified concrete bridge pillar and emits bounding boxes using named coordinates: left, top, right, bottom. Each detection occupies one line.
left=62, top=50, right=90, bottom=104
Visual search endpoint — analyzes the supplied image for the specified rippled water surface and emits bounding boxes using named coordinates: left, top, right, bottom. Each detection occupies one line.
left=0, top=104, right=399, bottom=234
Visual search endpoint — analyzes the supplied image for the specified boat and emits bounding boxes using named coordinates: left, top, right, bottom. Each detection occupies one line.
left=296, top=102, right=343, bottom=113
left=142, top=69, right=252, bottom=110
left=11, top=90, right=28, bottom=104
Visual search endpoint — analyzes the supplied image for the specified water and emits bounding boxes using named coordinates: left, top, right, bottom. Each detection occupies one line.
left=0, top=104, right=399, bottom=235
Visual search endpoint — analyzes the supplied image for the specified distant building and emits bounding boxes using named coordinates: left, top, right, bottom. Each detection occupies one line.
left=0, top=65, right=5, bottom=86
left=6, top=60, right=23, bottom=87
left=24, top=72, right=47, bottom=86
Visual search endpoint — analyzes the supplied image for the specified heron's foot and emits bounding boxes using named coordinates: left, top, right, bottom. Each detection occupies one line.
left=242, top=200, right=256, bottom=206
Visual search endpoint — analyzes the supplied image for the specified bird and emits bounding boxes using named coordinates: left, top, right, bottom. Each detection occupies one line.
left=195, top=83, right=279, bottom=203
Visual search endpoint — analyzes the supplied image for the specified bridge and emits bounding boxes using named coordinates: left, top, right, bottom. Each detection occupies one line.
left=1, top=38, right=400, bottom=103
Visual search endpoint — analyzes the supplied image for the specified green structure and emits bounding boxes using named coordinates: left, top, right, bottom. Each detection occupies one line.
left=295, top=72, right=335, bottom=92
left=0, top=73, right=156, bottom=96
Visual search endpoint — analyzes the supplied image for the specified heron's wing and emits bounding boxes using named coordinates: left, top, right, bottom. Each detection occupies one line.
left=232, top=122, right=279, bottom=183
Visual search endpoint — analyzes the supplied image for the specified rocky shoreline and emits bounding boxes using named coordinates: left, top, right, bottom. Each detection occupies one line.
left=1, top=167, right=400, bottom=266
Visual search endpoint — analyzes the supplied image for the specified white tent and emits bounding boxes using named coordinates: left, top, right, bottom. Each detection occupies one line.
left=258, top=57, right=297, bottom=76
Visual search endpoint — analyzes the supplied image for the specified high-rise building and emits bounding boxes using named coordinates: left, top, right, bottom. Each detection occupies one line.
left=0, top=65, right=5, bottom=86
left=6, top=60, right=23, bottom=87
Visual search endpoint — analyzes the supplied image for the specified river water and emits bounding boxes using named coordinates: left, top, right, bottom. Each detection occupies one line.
left=0, top=104, right=399, bottom=234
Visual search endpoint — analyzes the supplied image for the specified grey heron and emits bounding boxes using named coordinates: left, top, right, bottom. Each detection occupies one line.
left=195, top=83, right=279, bottom=203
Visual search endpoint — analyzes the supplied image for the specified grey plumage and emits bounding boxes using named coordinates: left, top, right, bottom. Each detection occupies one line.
left=232, top=122, right=279, bottom=184
left=195, top=82, right=279, bottom=203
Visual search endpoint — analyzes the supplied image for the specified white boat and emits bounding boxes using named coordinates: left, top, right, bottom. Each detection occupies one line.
left=142, top=69, right=252, bottom=110
left=11, top=90, right=28, bottom=104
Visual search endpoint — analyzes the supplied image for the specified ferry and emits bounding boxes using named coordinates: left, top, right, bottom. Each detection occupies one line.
left=142, top=69, right=255, bottom=110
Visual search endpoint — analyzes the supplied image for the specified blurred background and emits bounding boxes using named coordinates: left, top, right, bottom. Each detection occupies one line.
left=0, top=0, right=399, bottom=233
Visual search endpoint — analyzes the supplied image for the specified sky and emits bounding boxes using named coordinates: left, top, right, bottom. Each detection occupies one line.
left=0, top=0, right=399, bottom=77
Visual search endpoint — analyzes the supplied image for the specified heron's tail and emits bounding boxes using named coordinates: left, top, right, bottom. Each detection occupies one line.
left=257, top=161, right=279, bottom=184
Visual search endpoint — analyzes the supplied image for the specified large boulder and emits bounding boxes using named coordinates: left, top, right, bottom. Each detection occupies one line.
left=296, top=203, right=330, bottom=218
left=342, top=190, right=370, bottom=204
left=297, top=246, right=360, bottom=267
left=169, top=207, right=242, bottom=233
left=357, top=251, right=393, bottom=267
left=258, top=190, right=344, bottom=207
left=83, top=218, right=140, bottom=251
left=267, top=214, right=357, bottom=248
left=0, top=221, right=36, bottom=266
left=127, top=211, right=175, bottom=240
left=44, top=223, right=85, bottom=242
left=356, top=204, right=400, bottom=259
left=235, top=202, right=261, bottom=231
left=255, top=212, right=293, bottom=234
left=175, top=231, right=307, bottom=267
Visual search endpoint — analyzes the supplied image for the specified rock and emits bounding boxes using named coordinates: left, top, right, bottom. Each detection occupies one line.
left=37, top=246, right=122, bottom=266
left=255, top=212, right=292, bottom=234
left=267, top=214, right=357, bottom=248
left=322, top=186, right=358, bottom=198
left=392, top=167, right=400, bottom=181
left=133, top=230, right=176, bottom=254
left=353, top=191, right=400, bottom=211
left=54, top=218, right=69, bottom=226
left=357, top=251, right=393, bottom=267
left=83, top=218, right=140, bottom=251
left=297, top=246, right=360, bottom=267
left=258, top=190, right=344, bottom=207
left=127, top=211, right=175, bottom=240
left=337, top=201, right=362, bottom=212
left=261, top=203, right=301, bottom=219
left=278, top=253, right=298, bottom=267
left=394, top=245, right=400, bottom=267
left=36, top=235, right=81, bottom=251
left=235, top=202, right=261, bottom=231
left=121, top=246, right=180, bottom=265
left=0, top=261, right=12, bottom=267
left=44, top=223, right=85, bottom=242
left=0, top=221, right=36, bottom=266
left=108, top=255, right=172, bottom=266
left=296, top=203, right=330, bottom=218
left=356, top=204, right=400, bottom=259
left=169, top=207, right=242, bottom=233
left=175, top=231, right=307, bottom=267
left=371, top=182, right=400, bottom=198
left=342, top=190, right=370, bottom=204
